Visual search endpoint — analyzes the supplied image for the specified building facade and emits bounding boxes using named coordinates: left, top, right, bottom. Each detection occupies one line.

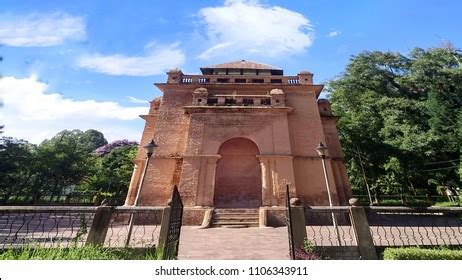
left=125, top=60, right=351, bottom=208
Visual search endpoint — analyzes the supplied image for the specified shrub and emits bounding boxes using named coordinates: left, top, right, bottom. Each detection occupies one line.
left=295, top=239, right=321, bottom=260
left=383, top=247, right=462, bottom=260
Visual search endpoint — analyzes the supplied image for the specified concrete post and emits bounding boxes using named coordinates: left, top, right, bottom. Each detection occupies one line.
left=85, top=206, right=113, bottom=246
left=349, top=206, right=378, bottom=260
left=259, top=207, right=268, bottom=227
left=199, top=208, right=213, bottom=229
left=290, top=202, right=307, bottom=249
left=157, top=206, right=171, bottom=256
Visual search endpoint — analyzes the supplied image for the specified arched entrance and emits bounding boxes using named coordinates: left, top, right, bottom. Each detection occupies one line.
left=214, top=138, right=262, bottom=208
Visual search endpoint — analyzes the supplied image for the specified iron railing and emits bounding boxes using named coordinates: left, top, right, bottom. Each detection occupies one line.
left=0, top=206, right=165, bottom=249
left=0, top=186, right=184, bottom=260
left=180, top=74, right=300, bottom=85
left=104, top=207, right=164, bottom=248
left=366, top=206, right=462, bottom=247
left=285, top=186, right=295, bottom=260
left=162, top=185, right=184, bottom=260
left=0, top=206, right=95, bottom=249
left=305, top=206, right=357, bottom=247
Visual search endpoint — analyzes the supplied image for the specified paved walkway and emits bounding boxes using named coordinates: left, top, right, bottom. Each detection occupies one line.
left=178, top=226, right=290, bottom=260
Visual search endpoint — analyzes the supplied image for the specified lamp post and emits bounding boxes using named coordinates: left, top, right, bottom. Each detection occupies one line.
left=125, top=139, right=157, bottom=247
left=316, top=142, right=342, bottom=246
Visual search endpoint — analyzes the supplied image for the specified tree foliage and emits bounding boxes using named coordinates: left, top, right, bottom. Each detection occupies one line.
left=0, top=137, right=35, bottom=201
left=82, top=140, right=138, bottom=197
left=0, top=129, right=137, bottom=204
left=329, top=46, right=462, bottom=195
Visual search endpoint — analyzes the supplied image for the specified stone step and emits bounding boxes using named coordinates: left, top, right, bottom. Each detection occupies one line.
left=214, top=208, right=259, bottom=214
left=219, top=225, right=249, bottom=228
left=211, top=221, right=259, bottom=227
left=212, top=217, right=259, bottom=222
left=210, top=208, right=260, bottom=228
left=212, top=213, right=258, bottom=218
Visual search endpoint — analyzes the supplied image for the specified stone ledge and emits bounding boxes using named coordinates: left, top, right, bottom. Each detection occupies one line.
left=183, top=106, right=294, bottom=114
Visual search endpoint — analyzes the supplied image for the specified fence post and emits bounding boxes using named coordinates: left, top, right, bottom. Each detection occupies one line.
left=85, top=206, right=113, bottom=246
left=290, top=201, right=307, bottom=250
left=157, top=206, right=171, bottom=256
left=349, top=206, right=378, bottom=260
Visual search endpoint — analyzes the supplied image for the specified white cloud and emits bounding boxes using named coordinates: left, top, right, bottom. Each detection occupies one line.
left=327, top=30, right=341, bottom=38
left=126, top=96, right=149, bottom=104
left=76, top=43, right=185, bottom=76
left=198, top=0, right=314, bottom=59
left=0, top=76, right=148, bottom=143
left=0, top=12, right=86, bottom=47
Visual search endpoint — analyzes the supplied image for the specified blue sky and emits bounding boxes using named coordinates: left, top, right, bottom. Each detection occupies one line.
left=1, top=0, right=461, bottom=143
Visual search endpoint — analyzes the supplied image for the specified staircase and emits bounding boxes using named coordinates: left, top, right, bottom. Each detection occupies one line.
left=210, top=208, right=259, bottom=228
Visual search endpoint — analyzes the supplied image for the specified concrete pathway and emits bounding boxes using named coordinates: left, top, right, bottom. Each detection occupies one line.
left=178, top=226, right=290, bottom=260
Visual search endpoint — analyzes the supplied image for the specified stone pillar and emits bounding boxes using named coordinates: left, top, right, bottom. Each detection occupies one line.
left=157, top=206, right=171, bottom=258
left=258, top=155, right=296, bottom=206
left=167, top=68, right=183, bottom=84
left=193, top=155, right=221, bottom=206
left=349, top=206, right=378, bottom=260
left=258, top=156, right=277, bottom=206
left=257, top=155, right=297, bottom=206
left=202, top=155, right=221, bottom=206
left=290, top=202, right=307, bottom=250
left=124, top=161, right=143, bottom=206
left=297, top=71, right=313, bottom=85
left=85, top=206, right=113, bottom=246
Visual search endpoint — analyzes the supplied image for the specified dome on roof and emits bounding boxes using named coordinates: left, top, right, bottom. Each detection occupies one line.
left=202, top=60, right=281, bottom=70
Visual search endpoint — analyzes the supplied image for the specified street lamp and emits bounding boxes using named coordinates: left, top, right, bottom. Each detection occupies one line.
left=316, top=142, right=342, bottom=246
left=126, top=139, right=157, bottom=246
left=132, top=140, right=156, bottom=206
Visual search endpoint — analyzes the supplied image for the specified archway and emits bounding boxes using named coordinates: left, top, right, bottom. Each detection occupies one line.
left=214, top=138, right=262, bottom=208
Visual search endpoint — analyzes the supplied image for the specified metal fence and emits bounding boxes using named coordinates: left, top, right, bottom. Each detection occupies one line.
left=366, top=206, right=462, bottom=247
left=301, top=206, right=462, bottom=259
left=0, top=206, right=95, bottom=249
left=0, top=193, right=124, bottom=206
left=104, top=207, right=164, bottom=248
left=0, top=206, right=166, bottom=250
left=305, top=207, right=357, bottom=247
left=162, top=185, right=184, bottom=260
left=285, top=186, right=295, bottom=260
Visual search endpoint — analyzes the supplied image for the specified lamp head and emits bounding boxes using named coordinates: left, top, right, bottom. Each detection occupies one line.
left=144, top=140, right=157, bottom=158
left=315, top=142, right=328, bottom=158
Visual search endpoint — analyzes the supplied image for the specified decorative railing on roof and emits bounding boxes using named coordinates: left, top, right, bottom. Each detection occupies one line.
left=180, top=75, right=300, bottom=85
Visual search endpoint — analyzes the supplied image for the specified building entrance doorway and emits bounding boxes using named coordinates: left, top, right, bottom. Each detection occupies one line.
left=214, top=138, right=262, bottom=208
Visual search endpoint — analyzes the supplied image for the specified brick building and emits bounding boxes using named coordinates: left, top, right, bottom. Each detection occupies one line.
left=125, top=60, right=351, bottom=211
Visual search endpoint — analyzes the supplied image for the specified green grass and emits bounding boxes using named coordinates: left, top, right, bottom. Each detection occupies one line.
left=0, top=246, right=161, bottom=260
left=432, top=201, right=461, bottom=207
left=383, top=247, right=462, bottom=260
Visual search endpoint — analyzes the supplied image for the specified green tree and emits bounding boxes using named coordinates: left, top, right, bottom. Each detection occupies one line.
left=0, top=137, right=35, bottom=202
left=31, top=130, right=104, bottom=202
left=0, top=129, right=141, bottom=205
left=79, top=129, right=108, bottom=153
left=81, top=140, right=138, bottom=198
left=328, top=46, right=461, bottom=196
